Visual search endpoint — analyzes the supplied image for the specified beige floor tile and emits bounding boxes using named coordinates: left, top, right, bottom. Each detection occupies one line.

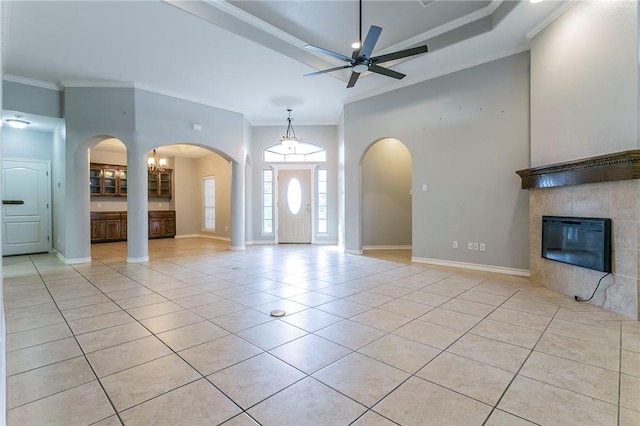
left=253, top=299, right=311, bottom=316
left=288, top=290, right=337, bottom=307
left=6, top=310, right=65, bottom=334
left=157, top=320, right=229, bottom=352
left=7, top=356, right=96, bottom=409
left=248, top=377, right=366, bottom=425
left=351, top=410, right=397, bottom=425
left=623, top=331, right=640, bottom=353
left=393, top=320, right=464, bottom=350
left=120, top=378, right=241, bottom=425
left=498, top=376, right=617, bottom=425
left=61, top=301, right=122, bottom=321
left=76, top=321, right=151, bottom=354
left=534, top=329, right=620, bottom=371
left=622, top=350, right=640, bottom=377
left=87, top=335, right=173, bottom=377
left=350, top=308, right=412, bottom=332
left=501, top=297, right=558, bottom=317
left=314, top=352, right=409, bottom=407
left=457, top=290, right=509, bottom=306
left=399, top=290, right=450, bottom=307
left=280, top=307, right=343, bottom=332
left=448, top=334, right=530, bottom=372
left=7, top=337, right=82, bottom=375
left=140, top=309, right=203, bottom=333
left=484, top=409, right=537, bottom=425
left=373, top=376, right=492, bottom=425
left=209, top=352, right=305, bottom=409
left=269, top=333, right=351, bottom=374
left=6, top=323, right=72, bottom=352
left=487, top=307, right=552, bottom=331
left=237, top=320, right=307, bottom=350
left=620, top=373, right=640, bottom=411
left=104, top=286, right=154, bottom=301
left=440, top=298, right=496, bottom=317
left=5, top=302, right=58, bottom=320
left=221, top=413, right=260, bottom=426
left=179, top=334, right=262, bottom=375
left=620, top=407, right=640, bottom=426
left=420, top=307, right=482, bottom=331
left=126, top=300, right=184, bottom=320
left=67, top=310, right=135, bottom=335
left=55, top=294, right=111, bottom=310
left=471, top=281, right=519, bottom=297
left=546, top=318, right=621, bottom=348
left=422, top=283, right=467, bottom=298
left=210, top=308, right=274, bottom=333
left=344, top=291, right=394, bottom=307
left=100, top=354, right=201, bottom=412
left=7, top=380, right=115, bottom=426
left=316, top=298, right=372, bottom=318
left=91, top=415, right=123, bottom=426
left=4, top=294, right=53, bottom=310
left=471, top=318, right=543, bottom=349
left=378, top=298, right=435, bottom=318
left=316, top=320, right=386, bottom=350
left=190, top=299, right=247, bottom=319
left=417, top=352, right=515, bottom=405
left=117, top=293, right=168, bottom=309
left=521, top=351, right=623, bottom=406
left=358, top=333, right=440, bottom=373
left=174, top=291, right=225, bottom=308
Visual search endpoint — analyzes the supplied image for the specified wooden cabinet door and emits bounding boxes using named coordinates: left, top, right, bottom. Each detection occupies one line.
left=89, top=167, right=102, bottom=195
left=118, top=170, right=127, bottom=196
left=91, top=220, right=106, bottom=241
left=105, top=219, right=121, bottom=240
left=163, top=218, right=175, bottom=236
left=149, top=218, right=163, bottom=237
left=159, top=172, right=172, bottom=198
left=102, top=169, right=118, bottom=196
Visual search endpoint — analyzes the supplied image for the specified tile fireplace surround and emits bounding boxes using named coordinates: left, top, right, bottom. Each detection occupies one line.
left=517, top=150, right=640, bottom=320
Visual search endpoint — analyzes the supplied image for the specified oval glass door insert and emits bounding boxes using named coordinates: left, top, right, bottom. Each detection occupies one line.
left=287, top=178, right=302, bottom=215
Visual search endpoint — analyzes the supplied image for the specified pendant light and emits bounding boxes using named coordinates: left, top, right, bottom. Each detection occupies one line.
left=280, top=108, right=300, bottom=149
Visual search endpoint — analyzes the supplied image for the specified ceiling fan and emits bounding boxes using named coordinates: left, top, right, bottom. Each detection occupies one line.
left=304, top=0, right=428, bottom=88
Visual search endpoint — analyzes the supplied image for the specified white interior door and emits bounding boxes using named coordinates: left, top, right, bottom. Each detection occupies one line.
left=2, top=160, right=51, bottom=255
left=278, top=169, right=311, bottom=243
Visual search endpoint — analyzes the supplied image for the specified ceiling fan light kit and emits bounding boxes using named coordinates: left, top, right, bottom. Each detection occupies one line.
left=304, top=0, right=428, bottom=88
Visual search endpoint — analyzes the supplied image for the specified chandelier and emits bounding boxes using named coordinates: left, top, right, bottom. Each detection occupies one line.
left=147, top=149, right=167, bottom=173
left=280, top=108, right=300, bottom=150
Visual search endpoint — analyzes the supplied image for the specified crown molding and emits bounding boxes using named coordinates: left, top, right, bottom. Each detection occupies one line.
left=59, top=81, right=135, bottom=89
left=3, top=74, right=60, bottom=91
left=526, top=0, right=577, bottom=40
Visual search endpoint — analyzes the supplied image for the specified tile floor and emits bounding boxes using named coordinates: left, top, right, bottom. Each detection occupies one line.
left=3, top=239, right=639, bottom=425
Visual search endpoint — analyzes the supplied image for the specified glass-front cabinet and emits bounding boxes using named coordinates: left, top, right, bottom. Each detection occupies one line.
left=91, top=163, right=171, bottom=199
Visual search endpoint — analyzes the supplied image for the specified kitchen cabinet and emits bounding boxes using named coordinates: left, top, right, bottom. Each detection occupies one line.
left=90, top=211, right=174, bottom=242
left=90, top=163, right=169, bottom=199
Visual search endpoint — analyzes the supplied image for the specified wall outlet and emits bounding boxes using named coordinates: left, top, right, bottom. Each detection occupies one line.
left=467, top=242, right=473, bottom=250
left=422, top=184, right=427, bottom=191
left=480, top=243, right=486, bottom=252
left=453, top=241, right=458, bottom=249
left=473, top=242, right=479, bottom=251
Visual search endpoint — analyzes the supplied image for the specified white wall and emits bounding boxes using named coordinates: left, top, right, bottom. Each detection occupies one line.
left=345, top=52, right=531, bottom=271
left=531, top=0, right=639, bottom=166
left=362, top=138, right=412, bottom=247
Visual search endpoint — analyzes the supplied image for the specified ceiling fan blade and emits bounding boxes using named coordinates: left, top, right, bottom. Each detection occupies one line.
left=368, top=64, right=406, bottom=80
left=347, top=71, right=361, bottom=88
left=304, top=65, right=352, bottom=77
left=359, top=25, right=382, bottom=59
left=305, top=44, right=353, bottom=62
left=371, top=45, right=428, bottom=64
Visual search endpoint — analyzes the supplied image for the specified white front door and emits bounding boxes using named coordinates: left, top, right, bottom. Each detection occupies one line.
left=2, top=160, right=51, bottom=255
left=278, top=169, right=311, bottom=243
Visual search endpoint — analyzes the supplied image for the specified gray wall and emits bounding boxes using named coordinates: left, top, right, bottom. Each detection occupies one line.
left=344, top=52, right=531, bottom=270
left=250, top=125, right=339, bottom=243
left=2, top=127, right=53, bottom=160
left=3, top=81, right=61, bottom=118
left=531, top=0, right=639, bottom=166
left=362, top=138, right=412, bottom=247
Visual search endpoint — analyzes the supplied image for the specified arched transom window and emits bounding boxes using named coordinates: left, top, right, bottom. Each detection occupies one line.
left=263, top=142, right=326, bottom=162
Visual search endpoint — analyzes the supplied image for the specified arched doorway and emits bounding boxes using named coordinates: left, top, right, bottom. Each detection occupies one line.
left=360, top=138, right=412, bottom=258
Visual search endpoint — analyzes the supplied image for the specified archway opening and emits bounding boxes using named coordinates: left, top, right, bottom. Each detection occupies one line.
left=360, top=138, right=412, bottom=261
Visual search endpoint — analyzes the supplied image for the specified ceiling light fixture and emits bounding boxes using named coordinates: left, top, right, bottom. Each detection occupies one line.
left=147, top=149, right=167, bottom=173
left=280, top=108, right=300, bottom=150
left=529, top=0, right=544, bottom=3
left=5, top=115, right=30, bottom=130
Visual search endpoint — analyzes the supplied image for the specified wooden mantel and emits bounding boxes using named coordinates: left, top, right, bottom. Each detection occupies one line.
left=516, top=150, right=640, bottom=189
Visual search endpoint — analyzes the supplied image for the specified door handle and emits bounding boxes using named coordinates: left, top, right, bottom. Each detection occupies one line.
left=2, top=200, right=24, bottom=205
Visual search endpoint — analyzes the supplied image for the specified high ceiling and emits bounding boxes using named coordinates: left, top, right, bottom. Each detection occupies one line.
left=2, top=0, right=568, bottom=126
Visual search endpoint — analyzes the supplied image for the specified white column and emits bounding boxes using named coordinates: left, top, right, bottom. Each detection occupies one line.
left=126, top=144, right=149, bottom=262
left=230, top=160, right=245, bottom=250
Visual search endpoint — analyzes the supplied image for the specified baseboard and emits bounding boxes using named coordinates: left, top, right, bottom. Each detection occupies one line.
left=246, top=240, right=275, bottom=245
left=314, top=240, right=339, bottom=245
left=363, top=245, right=411, bottom=250
left=411, top=256, right=531, bottom=277
left=127, top=256, right=150, bottom=263
left=55, top=252, right=92, bottom=264
left=176, top=234, right=231, bottom=242
left=230, top=245, right=245, bottom=251
left=345, top=248, right=364, bottom=255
